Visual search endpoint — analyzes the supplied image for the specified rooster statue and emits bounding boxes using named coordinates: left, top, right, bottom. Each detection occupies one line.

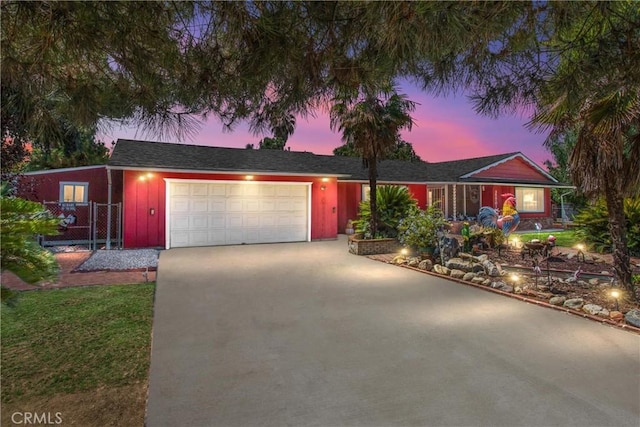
left=478, top=193, right=520, bottom=237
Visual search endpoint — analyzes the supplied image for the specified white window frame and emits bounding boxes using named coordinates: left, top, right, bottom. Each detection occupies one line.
left=515, top=187, right=544, bottom=213
left=59, top=182, right=89, bottom=204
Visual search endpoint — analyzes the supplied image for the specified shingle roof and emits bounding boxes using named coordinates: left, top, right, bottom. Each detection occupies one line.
left=108, top=139, right=561, bottom=185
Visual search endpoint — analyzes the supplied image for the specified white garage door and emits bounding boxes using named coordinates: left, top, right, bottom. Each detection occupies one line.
left=167, top=180, right=310, bottom=248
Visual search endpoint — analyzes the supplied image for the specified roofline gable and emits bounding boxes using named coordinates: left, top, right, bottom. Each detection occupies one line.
left=459, top=152, right=558, bottom=183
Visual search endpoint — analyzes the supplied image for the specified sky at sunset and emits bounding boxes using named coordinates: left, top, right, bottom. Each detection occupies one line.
left=103, top=82, right=553, bottom=168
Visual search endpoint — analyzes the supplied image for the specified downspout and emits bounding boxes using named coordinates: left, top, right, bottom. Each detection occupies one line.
left=106, top=167, right=113, bottom=250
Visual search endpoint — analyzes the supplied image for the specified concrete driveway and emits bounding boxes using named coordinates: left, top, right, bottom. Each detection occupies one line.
left=146, top=238, right=639, bottom=426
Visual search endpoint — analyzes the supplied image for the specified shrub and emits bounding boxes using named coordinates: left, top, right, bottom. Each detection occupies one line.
left=573, top=197, right=640, bottom=256
left=355, top=186, right=417, bottom=239
left=397, top=205, right=449, bottom=250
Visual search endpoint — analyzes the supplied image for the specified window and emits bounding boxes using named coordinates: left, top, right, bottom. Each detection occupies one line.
left=428, top=187, right=446, bottom=208
left=515, top=187, right=544, bottom=212
left=59, top=182, right=88, bottom=204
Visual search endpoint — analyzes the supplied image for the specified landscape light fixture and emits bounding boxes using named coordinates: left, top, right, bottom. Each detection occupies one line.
left=610, top=289, right=620, bottom=311
left=575, top=243, right=586, bottom=263
left=400, top=248, right=409, bottom=256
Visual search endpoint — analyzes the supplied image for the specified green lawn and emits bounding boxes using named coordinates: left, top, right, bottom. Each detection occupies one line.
left=512, top=229, right=579, bottom=247
left=1, top=284, right=155, bottom=404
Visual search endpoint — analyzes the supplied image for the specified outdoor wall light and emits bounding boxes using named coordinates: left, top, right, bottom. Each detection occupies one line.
left=150, top=208, right=155, bottom=216
left=322, top=177, right=330, bottom=182
left=245, top=175, right=254, bottom=180
left=320, top=185, right=326, bottom=191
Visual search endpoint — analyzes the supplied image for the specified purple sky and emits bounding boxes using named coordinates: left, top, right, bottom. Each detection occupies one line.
left=102, top=84, right=552, bottom=168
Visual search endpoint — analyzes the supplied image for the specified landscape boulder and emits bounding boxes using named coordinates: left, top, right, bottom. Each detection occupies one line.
left=563, top=298, right=584, bottom=310
left=624, top=309, right=640, bottom=328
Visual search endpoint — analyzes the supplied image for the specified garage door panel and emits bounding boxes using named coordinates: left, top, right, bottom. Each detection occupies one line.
left=190, top=184, right=208, bottom=196
left=171, top=199, right=190, bottom=213
left=208, top=199, right=226, bottom=212
left=208, top=184, right=225, bottom=196
left=191, top=199, right=208, bottom=212
left=208, top=215, right=225, bottom=228
left=226, top=199, right=244, bottom=212
left=169, top=181, right=308, bottom=248
left=171, top=216, right=190, bottom=230
left=227, top=186, right=243, bottom=197
left=190, top=215, right=208, bottom=229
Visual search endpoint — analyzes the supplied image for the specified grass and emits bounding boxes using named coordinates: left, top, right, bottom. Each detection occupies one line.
left=1, top=283, right=155, bottom=426
left=512, top=229, right=579, bottom=248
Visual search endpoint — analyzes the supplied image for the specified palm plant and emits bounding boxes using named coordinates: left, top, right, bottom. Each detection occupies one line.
left=354, top=185, right=417, bottom=239
left=530, top=77, right=640, bottom=297
left=330, top=89, right=416, bottom=237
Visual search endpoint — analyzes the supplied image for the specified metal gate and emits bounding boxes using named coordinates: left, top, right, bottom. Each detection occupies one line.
left=40, top=201, right=122, bottom=249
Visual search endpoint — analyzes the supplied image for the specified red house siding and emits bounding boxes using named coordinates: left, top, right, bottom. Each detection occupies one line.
left=479, top=185, right=550, bottom=219
left=473, top=157, right=548, bottom=182
left=407, top=184, right=427, bottom=209
left=122, top=170, right=338, bottom=248
left=18, top=166, right=115, bottom=204
left=337, top=182, right=361, bottom=233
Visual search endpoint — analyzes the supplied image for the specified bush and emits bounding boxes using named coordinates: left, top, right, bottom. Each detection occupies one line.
left=397, top=205, right=449, bottom=250
left=573, top=197, right=640, bottom=256
left=355, top=185, right=417, bottom=239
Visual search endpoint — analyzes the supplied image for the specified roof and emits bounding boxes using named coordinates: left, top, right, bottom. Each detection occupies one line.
left=108, top=139, right=563, bottom=186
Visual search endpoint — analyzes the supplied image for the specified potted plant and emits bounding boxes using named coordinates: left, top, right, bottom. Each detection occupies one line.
left=397, top=205, right=449, bottom=257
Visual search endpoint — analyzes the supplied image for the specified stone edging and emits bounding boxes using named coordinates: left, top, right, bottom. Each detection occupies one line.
left=389, top=262, right=640, bottom=336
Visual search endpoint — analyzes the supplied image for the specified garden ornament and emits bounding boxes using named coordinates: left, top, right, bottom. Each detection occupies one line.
left=477, top=193, right=521, bottom=237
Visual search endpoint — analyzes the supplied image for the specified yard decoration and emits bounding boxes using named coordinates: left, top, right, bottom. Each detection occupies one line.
left=478, top=193, right=521, bottom=237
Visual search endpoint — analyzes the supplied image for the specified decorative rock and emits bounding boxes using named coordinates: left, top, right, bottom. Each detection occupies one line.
left=433, top=264, right=451, bottom=276
left=563, top=298, right=584, bottom=310
left=477, top=254, right=489, bottom=262
left=490, top=281, right=514, bottom=293
left=624, top=309, right=640, bottom=328
left=390, top=255, right=406, bottom=265
left=407, top=257, right=421, bottom=267
left=482, top=279, right=492, bottom=286
left=609, top=311, right=624, bottom=321
left=418, top=259, right=433, bottom=271
left=600, top=271, right=610, bottom=275
left=471, top=276, right=487, bottom=285
left=549, top=296, right=567, bottom=306
left=537, top=285, right=550, bottom=292
left=446, top=258, right=470, bottom=271
left=588, top=278, right=599, bottom=286
left=450, top=269, right=466, bottom=279
left=463, top=272, right=477, bottom=281
left=597, top=308, right=610, bottom=317
left=482, top=260, right=500, bottom=277
left=567, top=252, right=575, bottom=260
left=582, top=304, right=604, bottom=316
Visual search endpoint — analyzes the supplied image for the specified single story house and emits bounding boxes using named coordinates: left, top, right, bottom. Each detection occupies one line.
left=18, top=139, right=569, bottom=249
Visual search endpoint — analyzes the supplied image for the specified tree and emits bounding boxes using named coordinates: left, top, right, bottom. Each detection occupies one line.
left=257, top=137, right=287, bottom=150
left=542, top=130, right=587, bottom=211
left=26, top=125, right=110, bottom=171
left=526, top=4, right=640, bottom=298
left=334, top=137, right=421, bottom=161
left=0, top=183, right=59, bottom=288
left=330, top=89, right=416, bottom=237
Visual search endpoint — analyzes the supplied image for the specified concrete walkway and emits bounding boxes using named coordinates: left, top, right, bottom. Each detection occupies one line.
left=147, top=237, right=639, bottom=426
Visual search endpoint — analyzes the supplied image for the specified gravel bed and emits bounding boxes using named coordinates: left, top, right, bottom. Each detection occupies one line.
left=75, top=249, right=160, bottom=271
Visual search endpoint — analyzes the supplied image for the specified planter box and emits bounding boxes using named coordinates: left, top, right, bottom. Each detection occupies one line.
left=348, top=236, right=399, bottom=256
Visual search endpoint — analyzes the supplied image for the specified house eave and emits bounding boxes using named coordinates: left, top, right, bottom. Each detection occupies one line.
left=106, top=165, right=350, bottom=178
left=20, top=165, right=106, bottom=176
